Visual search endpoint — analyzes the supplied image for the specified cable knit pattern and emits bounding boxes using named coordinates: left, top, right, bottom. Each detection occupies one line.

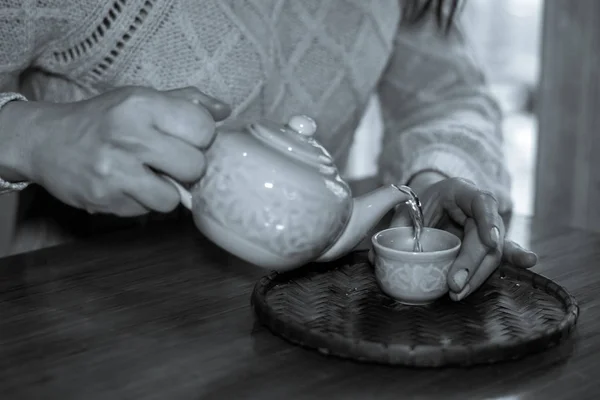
left=0, top=0, right=511, bottom=251
left=378, top=14, right=512, bottom=211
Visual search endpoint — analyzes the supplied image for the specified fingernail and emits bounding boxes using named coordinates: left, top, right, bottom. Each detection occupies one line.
left=456, top=284, right=471, bottom=301
left=453, top=269, right=469, bottom=290
left=527, top=251, right=539, bottom=264
left=490, top=226, right=500, bottom=246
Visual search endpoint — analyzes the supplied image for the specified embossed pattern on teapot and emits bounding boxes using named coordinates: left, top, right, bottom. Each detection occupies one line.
left=191, top=116, right=353, bottom=269
left=165, top=115, right=410, bottom=271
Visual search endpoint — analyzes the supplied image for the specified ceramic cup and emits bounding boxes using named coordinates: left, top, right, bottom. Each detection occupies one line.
left=370, top=227, right=462, bottom=305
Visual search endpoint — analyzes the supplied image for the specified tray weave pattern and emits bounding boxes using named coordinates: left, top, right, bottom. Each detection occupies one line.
left=251, top=252, right=579, bottom=367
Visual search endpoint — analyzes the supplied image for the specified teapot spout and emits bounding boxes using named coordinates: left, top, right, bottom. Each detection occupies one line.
left=316, top=184, right=410, bottom=263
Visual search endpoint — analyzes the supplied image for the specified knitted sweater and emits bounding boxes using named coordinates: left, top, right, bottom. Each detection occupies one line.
left=0, top=0, right=512, bottom=247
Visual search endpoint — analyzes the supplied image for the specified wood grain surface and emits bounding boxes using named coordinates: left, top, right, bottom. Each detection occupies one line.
left=0, top=205, right=598, bottom=399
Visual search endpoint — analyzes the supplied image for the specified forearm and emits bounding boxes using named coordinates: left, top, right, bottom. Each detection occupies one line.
left=377, top=11, right=511, bottom=212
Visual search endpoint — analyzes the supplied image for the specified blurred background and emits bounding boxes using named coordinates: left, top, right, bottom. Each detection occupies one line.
left=347, top=0, right=544, bottom=217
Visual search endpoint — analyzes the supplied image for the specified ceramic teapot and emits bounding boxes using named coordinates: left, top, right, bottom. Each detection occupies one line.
left=166, top=115, right=410, bottom=271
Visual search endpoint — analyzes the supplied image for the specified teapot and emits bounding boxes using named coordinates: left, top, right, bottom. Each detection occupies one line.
left=165, top=115, right=410, bottom=271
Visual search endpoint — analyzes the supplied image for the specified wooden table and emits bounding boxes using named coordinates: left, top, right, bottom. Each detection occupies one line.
left=0, top=209, right=599, bottom=399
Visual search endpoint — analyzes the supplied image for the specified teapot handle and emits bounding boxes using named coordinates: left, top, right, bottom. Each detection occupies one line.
left=158, top=115, right=316, bottom=213
left=161, top=175, right=193, bottom=210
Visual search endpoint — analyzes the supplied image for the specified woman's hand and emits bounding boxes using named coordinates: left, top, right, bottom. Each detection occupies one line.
left=2, top=86, right=230, bottom=216
left=391, top=174, right=538, bottom=301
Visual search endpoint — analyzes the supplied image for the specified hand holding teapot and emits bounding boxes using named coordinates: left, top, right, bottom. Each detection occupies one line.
left=165, top=114, right=411, bottom=271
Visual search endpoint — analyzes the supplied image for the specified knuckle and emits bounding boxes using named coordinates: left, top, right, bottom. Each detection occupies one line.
left=87, top=152, right=120, bottom=205
left=451, top=177, right=476, bottom=186
left=478, top=189, right=496, bottom=200
left=484, top=211, right=500, bottom=224
left=476, top=189, right=499, bottom=207
left=91, top=150, right=114, bottom=179
left=163, top=100, right=216, bottom=147
left=188, top=107, right=216, bottom=148
left=181, top=153, right=207, bottom=183
left=118, top=86, right=157, bottom=112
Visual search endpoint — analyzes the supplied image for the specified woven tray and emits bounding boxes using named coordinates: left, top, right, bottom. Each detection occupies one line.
left=251, top=252, right=579, bottom=367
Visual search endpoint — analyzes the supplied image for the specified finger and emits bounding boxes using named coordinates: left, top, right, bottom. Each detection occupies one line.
left=441, top=178, right=478, bottom=225
left=389, top=207, right=413, bottom=228
left=470, top=189, right=504, bottom=249
left=141, top=129, right=207, bottom=183
left=438, top=215, right=465, bottom=239
left=87, top=202, right=148, bottom=217
left=106, top=198, right=151, bottom=217
left=120, top=165, right=181, bottom=214
left=449, top=251, right=501, bottom=301
left=502, top=240, right=538, bottom=268
left=149, top=93, right=217, bottom=149
left=447, top=218, right=492, bottom=292
left=165, top=86, right=232, bottom=122
left=448, top=179, right=504, bottom=250
left=88, top=193, right=150, bottom=217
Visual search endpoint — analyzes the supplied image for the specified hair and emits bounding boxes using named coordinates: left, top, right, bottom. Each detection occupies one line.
left=403, top=0, right=464, bottom=34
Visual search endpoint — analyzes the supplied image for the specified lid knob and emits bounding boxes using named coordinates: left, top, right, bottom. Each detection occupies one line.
left=287, top=115, right=317, bottom=137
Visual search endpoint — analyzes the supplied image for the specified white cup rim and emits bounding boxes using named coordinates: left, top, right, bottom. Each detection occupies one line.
left=371, top=226, right=461, bottom=260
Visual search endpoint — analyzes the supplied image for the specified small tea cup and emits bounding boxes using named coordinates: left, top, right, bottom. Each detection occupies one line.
left=370, top=227, right=461, bottom=305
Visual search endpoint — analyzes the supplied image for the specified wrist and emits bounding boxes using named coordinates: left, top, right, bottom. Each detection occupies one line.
left=0, top=99, right=47, bottom=183
left=406, top=170, right=447, bottom=195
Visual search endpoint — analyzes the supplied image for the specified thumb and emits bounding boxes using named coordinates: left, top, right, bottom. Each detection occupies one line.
left=165, top=86, right=232, bottom=122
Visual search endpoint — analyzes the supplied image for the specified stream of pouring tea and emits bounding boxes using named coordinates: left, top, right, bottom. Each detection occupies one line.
left=398, top=185, right=424, bottom=252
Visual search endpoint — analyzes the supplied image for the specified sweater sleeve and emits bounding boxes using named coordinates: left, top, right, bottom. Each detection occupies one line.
left=377, top=13, right=513, bottom=213
left=0, top=5, right=43, bottom=193
left=0, top=2, right=41, bottom=93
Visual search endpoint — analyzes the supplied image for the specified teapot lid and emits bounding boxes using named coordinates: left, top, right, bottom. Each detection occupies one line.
left=248, top=115, right=337, bottom=172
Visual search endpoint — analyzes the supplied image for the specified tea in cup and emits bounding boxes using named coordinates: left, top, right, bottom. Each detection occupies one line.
left=370, top=227, right=461, bottom=305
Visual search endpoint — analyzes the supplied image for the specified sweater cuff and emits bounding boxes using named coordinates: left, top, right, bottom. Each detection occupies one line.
left=0, top=92, right=31, bottom=195
left=384, top=148, right=513, bottom=213
left=403, top=150, right=482, bottom=185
